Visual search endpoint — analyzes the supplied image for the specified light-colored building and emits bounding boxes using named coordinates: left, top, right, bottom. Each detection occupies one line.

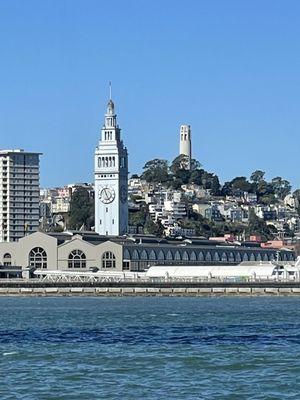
left=0, top=149, right=41, bottom=242
left=94, top=95, right=128, bottom=236
left=179, top=124, right=192, bottom=169
left=0, top=231, right=295, bottom=275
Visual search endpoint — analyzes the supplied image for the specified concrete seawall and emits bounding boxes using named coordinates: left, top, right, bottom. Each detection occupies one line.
left=1, top=284, right=300, bottom=296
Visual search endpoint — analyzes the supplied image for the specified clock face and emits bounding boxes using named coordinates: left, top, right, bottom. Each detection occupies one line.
left=120, top=185, right=127, bottom=203
left=99, top=187, right=115, bottom=204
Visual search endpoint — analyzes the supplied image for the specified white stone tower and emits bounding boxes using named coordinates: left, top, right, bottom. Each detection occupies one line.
left=179, top=124, right=192, bottom=169
left=94, top=90, right=128, bottom=236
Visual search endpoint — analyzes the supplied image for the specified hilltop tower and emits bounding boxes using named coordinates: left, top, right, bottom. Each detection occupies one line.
left=179, top=124, right=192, bottom=169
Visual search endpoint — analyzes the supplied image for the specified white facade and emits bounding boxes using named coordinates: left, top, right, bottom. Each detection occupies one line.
left=0, top=149, right=41, bottom=242
left=94, top=98, right=128, bottom=236
left=179, top=124, right=192, bottom=169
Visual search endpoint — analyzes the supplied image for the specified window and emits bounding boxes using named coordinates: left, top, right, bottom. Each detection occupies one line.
left=149, top=250, right=157, bottom=260
left=140, top=250, right=148, bottom=260
left=221, top=252, right=228, bottom=262
left=3, top=253, right=12, bottom=266
left=29, top=247, right=47, bottom=269
left=68, top=250, right=86, bottom=268
left=102, top=251, right=116, bottom=269
left=123, top=261, right=130, bottom=270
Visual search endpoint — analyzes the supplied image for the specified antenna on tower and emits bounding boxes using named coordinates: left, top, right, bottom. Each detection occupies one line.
left=109, top=81, right=112, bottom=100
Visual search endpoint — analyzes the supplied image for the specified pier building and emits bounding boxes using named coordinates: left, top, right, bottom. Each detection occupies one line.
left=0, top=231, right=295, bottom=275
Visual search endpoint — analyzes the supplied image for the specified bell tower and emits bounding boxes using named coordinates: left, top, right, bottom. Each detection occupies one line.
left=94, top=87, right=128, bottom=236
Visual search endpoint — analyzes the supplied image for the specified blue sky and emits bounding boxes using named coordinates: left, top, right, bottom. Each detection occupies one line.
left=0, top=0, right=299, bottom=188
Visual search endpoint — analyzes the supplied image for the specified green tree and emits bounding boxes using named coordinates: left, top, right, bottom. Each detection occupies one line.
left=270, top=177, right=291, bottom=200
left=250, top=170, right=265, bottom=184
left=129, top=206, right=147, bottom=227
left=144, top=216, right=164, bottom=236
left=68, top=187, right=94, bottom=230
left=170, top=154, right=191, bottom=174
left=229, top=177, right=253, bottom=192
left=246, top=208, right=275, bottom=240
left=141, top=159, right=169, bottom=184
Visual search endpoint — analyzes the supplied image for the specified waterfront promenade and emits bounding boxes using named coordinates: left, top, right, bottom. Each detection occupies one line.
left=2, top=279, right=300, bottom=296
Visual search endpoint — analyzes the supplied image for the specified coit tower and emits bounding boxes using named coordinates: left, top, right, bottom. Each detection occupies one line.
left=179, top=124, right=192, bottom=169
left=94, top=90, right=128, bottom=236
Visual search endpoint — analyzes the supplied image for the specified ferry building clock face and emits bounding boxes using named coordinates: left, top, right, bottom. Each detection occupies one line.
left=99, top=187, right=115, bottom=204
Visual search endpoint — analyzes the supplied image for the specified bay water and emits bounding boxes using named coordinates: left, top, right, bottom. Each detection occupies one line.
left=0, top=296, right=300, bottom=399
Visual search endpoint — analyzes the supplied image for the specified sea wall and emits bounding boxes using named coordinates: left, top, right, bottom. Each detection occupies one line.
left=1, top=283, right=300, bottom=296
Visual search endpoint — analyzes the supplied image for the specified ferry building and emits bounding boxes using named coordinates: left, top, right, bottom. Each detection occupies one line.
left=0, top=230, right=295, bottom=277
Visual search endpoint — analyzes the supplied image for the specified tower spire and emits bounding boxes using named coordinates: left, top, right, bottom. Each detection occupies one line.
left=109, top=81, right=112, bottom=100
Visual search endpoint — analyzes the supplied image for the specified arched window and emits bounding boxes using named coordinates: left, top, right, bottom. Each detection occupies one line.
left=198, top=252, right=204, bottom=261
left=205, top=252, right=212, bottom=261
left=149, top=250, right=157, bottom=260
left=250, top=253, right=256, bottom=261
left=235, top=253, right=242, bottom=263
left=263, top=253, right=269, bottom=261
left=140, top=250, right=148, bottom=260
left=29, top=247, right=47, bottom=269
left=221, top=252, right=228, bottom=262
left=182, top=251, right=189, bottom=261
left=174, top=250, right=181, bottom=261
left=166, top=250, right=173, bottom=261
left=228, top=252, right=235, bottom=262
left=132, top=250, right=139, bottom=260
left=98, top=157, right=101, bottom=168
left=243, top=253, right=249, bottom=262
left=3, top=253, right=12, bottom=266
left=214, top=252, right=220, bottom=262
left=124, top=249, right=131, bottom=259
left=158, top=250, right=165, bottom=261
left=102, top=251, right=116, bottom=269
left=190, top=251, right=197, bottom=261
left=68, top=250, right=86, bottom=268
left=256, top=253, right=262, bottom=261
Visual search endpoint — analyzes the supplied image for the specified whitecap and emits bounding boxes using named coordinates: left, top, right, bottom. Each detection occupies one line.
left=3, top=351, right=18, bottom=356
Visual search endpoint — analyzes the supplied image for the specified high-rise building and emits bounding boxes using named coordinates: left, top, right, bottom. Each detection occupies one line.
left=0, top=149, right=42, bottom=242
left=94, top=95, right=128, bottom=236
left=179, top=124, right=192, bottom=169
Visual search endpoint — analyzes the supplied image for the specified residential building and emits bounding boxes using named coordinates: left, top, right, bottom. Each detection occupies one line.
left=0, top=149, right=41, bottom=242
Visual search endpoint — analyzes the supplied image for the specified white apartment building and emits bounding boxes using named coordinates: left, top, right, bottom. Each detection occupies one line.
left=0, top=149, right=41, bottom=242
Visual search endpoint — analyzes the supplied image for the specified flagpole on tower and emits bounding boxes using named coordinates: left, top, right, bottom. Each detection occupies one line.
left=109, top=81, right=112, bottom=100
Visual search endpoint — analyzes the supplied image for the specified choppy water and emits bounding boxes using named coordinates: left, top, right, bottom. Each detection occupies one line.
left=1, top=297, right=300, bottom=399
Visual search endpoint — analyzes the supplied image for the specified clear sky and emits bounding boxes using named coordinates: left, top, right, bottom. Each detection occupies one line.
left=0, top=0, right=299, bottom=189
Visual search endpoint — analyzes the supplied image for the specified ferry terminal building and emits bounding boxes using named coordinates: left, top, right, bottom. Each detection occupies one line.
left=0, top=231, right=295, bottom=276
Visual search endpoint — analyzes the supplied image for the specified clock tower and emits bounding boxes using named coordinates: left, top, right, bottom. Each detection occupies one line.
left=94, top=94, right=128, bottom=236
